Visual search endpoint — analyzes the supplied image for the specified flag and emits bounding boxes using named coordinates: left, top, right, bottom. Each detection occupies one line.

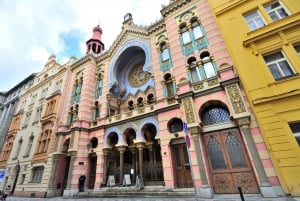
left=183, top=122, right=191, bottom=148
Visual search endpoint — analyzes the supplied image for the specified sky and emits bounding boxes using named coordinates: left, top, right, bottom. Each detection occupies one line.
left=0, top=0, right=170, bottom=92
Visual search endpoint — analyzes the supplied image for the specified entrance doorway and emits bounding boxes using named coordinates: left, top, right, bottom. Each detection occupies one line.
left=172, top=142, right=193, bottom=188
left=203, top=128, right=259, bottom=194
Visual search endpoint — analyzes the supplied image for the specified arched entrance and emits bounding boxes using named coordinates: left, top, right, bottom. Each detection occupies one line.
left=200, top=103, right=259, bottom=194
left=168, top=118, right=193, bottom=188
left=88, top=137, right=98, bottom=189
left=142, top=124, right=164, bottom=185
left=203, top=128, right=259, bottom=193
left=106, top=132, right=120, bottom=184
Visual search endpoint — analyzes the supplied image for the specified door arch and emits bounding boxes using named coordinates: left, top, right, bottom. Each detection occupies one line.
left=203, top=128, right=259, bottom=194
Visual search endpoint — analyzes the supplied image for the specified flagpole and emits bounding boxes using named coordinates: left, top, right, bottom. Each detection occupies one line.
left=183, top=122, right=199, bottom=201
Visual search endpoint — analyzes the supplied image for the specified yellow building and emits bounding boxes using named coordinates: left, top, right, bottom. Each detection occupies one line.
left=207, top=0, right=300, bottom=196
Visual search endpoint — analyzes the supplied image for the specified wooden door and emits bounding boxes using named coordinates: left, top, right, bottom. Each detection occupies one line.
left=172, top=143, right=193, bottom=188
left=204, top=128, right=259, bottom=194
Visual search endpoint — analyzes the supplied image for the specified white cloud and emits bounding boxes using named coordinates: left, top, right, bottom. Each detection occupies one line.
left=0, top=0, right=169, bottom=91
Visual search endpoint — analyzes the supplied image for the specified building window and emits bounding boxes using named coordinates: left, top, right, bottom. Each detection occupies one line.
left=294, top=44, right=300, bottom=55
left=94, top=70, right=103, bottom=99
left=188, top=57, right=201, bottom=83
left=34, top=107, right=43, bottom=122
left=191, top=20, right=203, bottom=40
left=30, top=94, right=37, bottom=105
left=164, top=73, right=175, bottom=97
left=200, top=51, right=217, bottom=79
left=24, top=112, right=32, bottom=126
left=20, top=174, right=26, bottom=184
left=201, top=105, right=231, bottom=126
left=244, top=10, right=265, bottom=31
left=128, top=100, right=134, bottom=111
left=181, top=26, right=191, bottom=45
left=263, top=51, right=295, bottom=80
left=265, top=1, right=289, bottom=22
left=40, top=88, right=48, bottom=99
left=289, top=122, right=300, bottom=145
left=55, top=80, right=62, bottom=92
left=92, top=102, right=100, bottom=121
left=37, top=130, right=51, bottom=153
left=14, top=138, right=23, bottom=159
left=1, top=139, right=13, bottom=161
left=31, top=166, right=44, bottom=183
left=25, top=135, right=34, bottom=156
left=71, top=77, right=82, bottom=104
left=161, top=43, right=170, bottom=62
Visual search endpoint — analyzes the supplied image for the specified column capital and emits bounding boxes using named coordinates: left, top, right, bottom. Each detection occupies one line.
left=135, top=142, right=145, bottom=150
left=235, top=116, right=251, bottom=129
left=103, top=148, right=111, bottom=155
left=189, top=126, right=200, bottom=138
left=116, top=145, right=127, bottom=153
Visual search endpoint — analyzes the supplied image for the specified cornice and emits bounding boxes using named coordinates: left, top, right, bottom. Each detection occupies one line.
left=161, top=0, right=194, bottom=18
left=214, top=0, right=247, bottom=16
left=96, top=25, right=151, bottom=64
left=148, top=20, right=166, bottom=35
left=243, top=12, right=300, bottom=47
left=70, top=54, right=96, bottom=70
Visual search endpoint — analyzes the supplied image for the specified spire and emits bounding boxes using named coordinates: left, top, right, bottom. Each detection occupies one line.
left=86, top=24, right=105, bottom=55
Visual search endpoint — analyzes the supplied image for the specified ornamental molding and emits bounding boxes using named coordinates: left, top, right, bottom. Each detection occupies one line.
left=70, top=55, right=95, bottom=70
left=161, top=0, right=194, bottom=18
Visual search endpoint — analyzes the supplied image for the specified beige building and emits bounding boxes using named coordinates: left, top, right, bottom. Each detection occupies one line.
left=0, top=55, right=74, bottom=197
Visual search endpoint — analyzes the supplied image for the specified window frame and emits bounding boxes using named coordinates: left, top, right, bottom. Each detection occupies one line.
left=289, top=121, right=300, bottom=146
left=264, top=0, right=289, bottom=22
left=244, top=10, right=265, bottom=31
left=263, top=50, right=295, bottom=80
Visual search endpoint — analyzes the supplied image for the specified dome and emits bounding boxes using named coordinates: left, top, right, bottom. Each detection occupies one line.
left=93, top=25, right=102, bottom=34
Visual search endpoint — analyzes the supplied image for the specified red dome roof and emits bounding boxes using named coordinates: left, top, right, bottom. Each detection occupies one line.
left=93, top=25, right=102, bottom=34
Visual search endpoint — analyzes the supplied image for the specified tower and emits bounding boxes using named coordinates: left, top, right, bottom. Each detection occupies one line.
left=86, top=25, right=105, bottom=55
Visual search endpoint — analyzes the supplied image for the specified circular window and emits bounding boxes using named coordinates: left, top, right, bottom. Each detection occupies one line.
left=128, top=62, right=151, bottom=87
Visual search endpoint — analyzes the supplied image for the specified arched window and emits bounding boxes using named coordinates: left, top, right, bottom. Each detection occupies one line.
left=71, top=77, right=83, bottom=104
left=188, top=57, right=201, bottom=83
left=168, top=118, right=183, bottom=133
left=200, top=51, right=217, bottom=79
left=164, top=73, right=175, bottom=97
left=137, top=97, right=144, bottom=107
left=94, top=74, right=103, bottom=99
left=191, top=19, right=203, bottom=40
left=180, top=24, right=191, bottom=45
left=128, top=100, right=134, bottom=111
left=201, top=105, right=230, bottom=125
left=161, top=42, right=170, bottom=62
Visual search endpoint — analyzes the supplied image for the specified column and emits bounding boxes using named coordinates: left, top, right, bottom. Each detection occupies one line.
left=56, top=135, right=64, bottom=153
left=237, top=117, right=276, bottom=197
left=66, top=151, right=77, bottom=190
left=48, top=157, right=59, bottom=189
left=136, top=143, right=145, bottom=179
left=106, top=93, right=112, bottom=117
left=190, top=126, right=213, bottom=198
left=102, top=148, right=110, bottom=186
left=117, top=146, right=126, bottom=185
left=129, top=146, right=136, bottom=184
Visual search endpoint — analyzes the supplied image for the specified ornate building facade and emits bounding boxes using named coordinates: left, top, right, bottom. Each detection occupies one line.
left=0, top=0, right=286, bottom=198
left=0, top=74, right=35, bottom=150
left=207, top=0, right=300, bottom=196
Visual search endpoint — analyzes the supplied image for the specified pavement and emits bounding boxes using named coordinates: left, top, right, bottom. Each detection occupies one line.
left=4, top=196, right=299, bottom=201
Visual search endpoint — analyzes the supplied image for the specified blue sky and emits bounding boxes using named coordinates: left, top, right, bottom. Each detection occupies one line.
left=0, top=0, right=169, bottom=91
